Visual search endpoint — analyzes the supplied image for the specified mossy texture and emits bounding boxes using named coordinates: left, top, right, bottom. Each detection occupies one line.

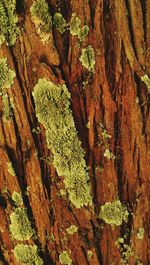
left=59, top=251, right=72, bottom=265
left=0, top=0, right=19, bottom=45
left=79, top=45, right=95, bottom=72
left=53, top=12, right=67, bottom=33
left=32, top=78, right=92, bottom=208
left=0, top=58, right=15, bottom=91
left=30, top=0, right=52, bottom=43
left=99, top=200, right=129, bottom=226
left=9, top=207, right=33, bottom=240
left=70, top=13, right=89, bottom=41
left=14, top=244, right=43, bottom=265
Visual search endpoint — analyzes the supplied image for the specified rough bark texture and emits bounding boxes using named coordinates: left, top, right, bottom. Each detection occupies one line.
left=0, top=0, right=150, bottom=265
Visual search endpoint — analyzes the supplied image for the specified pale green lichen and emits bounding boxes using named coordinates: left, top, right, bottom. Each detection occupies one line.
left=30, top=0, right=52, bottom=43
left=9, top=208, right=33, bottom=240
left=0, top=0, right=19, bottom=45
left=99, top=200, right=129, bottom=226
left=116, top=238, right=134, bottom=265
left=103, top=149, right=115, bottom=160
left=0, top=58, right=15, bottom=91
left=70, top=13, right=89, bottom=41
left=137, top=227, right=144, bottom=240
left=12, top=191, right=23, bottom=206
left=32, top=78, right=92, bottom=208
left=66, top=225, right=78, bottom=235
left=70, top=13, right=81, bottom=36
left=14, top=244, right=43, bottom=265
left=79, top=45, right=95, bottom=72
left=2, top=94, right=14, bottom=120
left=53, top=12, right=67, bottom=33
left=87, top=250, right=93, bottom=261
left=59, top=251, right=72, bottom=265
left=141, top=75, right=150, bottom=93
left=7, top=162, right=15, bottom=176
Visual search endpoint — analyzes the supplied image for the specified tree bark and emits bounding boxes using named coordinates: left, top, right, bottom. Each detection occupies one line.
left=0, top=0, right=149, bottom=265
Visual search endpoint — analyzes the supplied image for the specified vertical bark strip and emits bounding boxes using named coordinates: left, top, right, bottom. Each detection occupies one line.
left=0, top=0, right=149, bottom=264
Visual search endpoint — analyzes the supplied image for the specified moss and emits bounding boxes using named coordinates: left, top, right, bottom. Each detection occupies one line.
left=30, top=0, right=52, bottom=43
left=141, top=75, right=150, bottom=92
left=14, top=244, right=43, bottom=265
left=9, top=207, right=33, bottom=240
left=32, top=78, right=92, bottom=208
left=66, top=225, right=78, bottom=235
left=79, top=46, right=95, bottom=72
left=99, top=200, right=129, bottom=226
left=59, top=251, right=72, bottom=265
left=7, top=162, right=15, bottom=176
left=137, top=227, right=144, bottom=239
left=87, top=250, right=93, bottom=261
left=0, top=58, right=15, bottom=91
left=0, top=0, right=19, bottom=45
left=53, top=12, right=67, bottom=33
left=12, top=191, right=23, bottom=206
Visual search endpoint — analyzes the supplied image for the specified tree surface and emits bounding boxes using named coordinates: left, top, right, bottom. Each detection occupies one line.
left=0, top=0, right=150, bottom=265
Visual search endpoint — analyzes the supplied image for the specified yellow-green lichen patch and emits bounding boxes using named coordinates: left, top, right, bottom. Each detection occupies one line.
left=9, top=208, right=33, bottom=240
left=53, top=12, right=67, bottom=33
left=2, top=94, right=14, bottom=121
left=0, top=0, right=19, bottom=45
left=69, top=13, right=89, bottom=41
left=87, top=250, right=93, bottom=261
left=32, top=78, right=92, bottom=208
left=59, top=251, right=72, bottom=265
left=12, top=191, right=23, bottom=206
left=66, top=225, right=78, bottom=235
left=141, top=75, right=150, bottom=93
left=70, top=13, right=81, bottom=36
left=79, top=45, right=95, bottom=72
left=7, top=162, right=15, bottom=176
left=99, top=200, right=129, bottom=226
left=0, top=58, right=15, bottom=91
left=115, top=238, right=134, bottom=264
left=137, top=227, right=144, bottom=240
left=14, top=244, right=43, bottom=265
left=103, top=148, right=115, bottom=160
left=30, top=0, right=52, bottom=43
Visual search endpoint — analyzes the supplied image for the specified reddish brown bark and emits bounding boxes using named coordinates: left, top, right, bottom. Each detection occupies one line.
left=0, top=0, right=149, bottom=264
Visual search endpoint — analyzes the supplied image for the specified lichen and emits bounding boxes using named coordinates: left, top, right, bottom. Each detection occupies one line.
left=69, top=13, right=89, bottom=42
left=78, top=25, right=89, bottom=41
left=7, top=162, right=15, bottom=176
left=79, top=45, right=95, bottom=72
left=9, top=208, right=33, bottom=240
left=87, top=250, right=93, bottom=261
left=12, top=191, right=23, bottom=206
left=141, top=75, right=150, bottom=93
left=103, top=149, right=115, bottom=160
left=32, top=78, right=92, bottom=208
left=0, top=0, right=19, bottom=45
left=116, top=238, right=134, bottom=264
left=30, top=0, right=52, bottom=43
left=14, top=244, right=43, bottom=265
left=70, top=13, right=81, bottom=36
left=2, top=94, right=13, bottom=120
left=66, top=225, right=78, bottom=235
left=53, top=12, right=67, bottom=33
left=137, top=227, right=144, bottom=240
left=59, top=251, right=72, bottom=265
left=0, top=58, right=15, bottom=91
left=99, top=200, right=129, bottom=226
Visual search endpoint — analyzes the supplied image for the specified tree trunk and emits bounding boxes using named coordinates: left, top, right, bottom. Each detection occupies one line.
left=0, top=0, right=149, bottom=265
